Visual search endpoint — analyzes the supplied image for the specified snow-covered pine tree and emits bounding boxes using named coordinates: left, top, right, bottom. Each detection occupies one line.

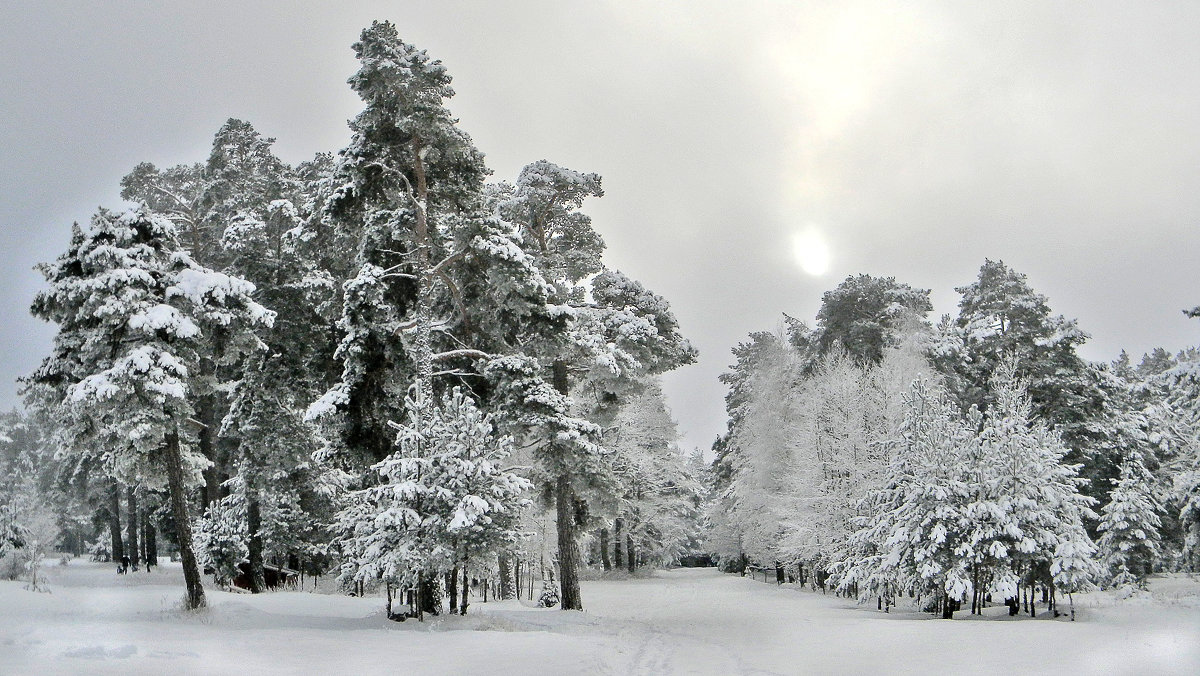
left=1159, top=310, right=1200, bottom=569
left=0, top=410, right=62, bottom=589
left=482, top=355, right=608, bottom=605
left=839, top=362, right=1099, bottom=618
left=722, top=332, right=799, bottom=577
left=306, top=22, right=564, bottom=614
left=120, top=120, right=320, bottom=526
left=1097, top=451, right=1163, bottom=588
left=707, top=330, right=790, bottom=571
left=26, top=208, right=273, bottom=609
left=0, top=416, right=33, bottom=573
left=942, top=260, right=1110, bottom=503
left=0, top=504, right=26, bottom=562
left=337, top=386, right=529, bottom=620
left=439, top=389, right=534, bottom=615
left=604, top=379, right=704, bottom=569
left=492, top=162, right=614, bottom=602
left=814, top=274, right=932, bottom=365
left=778, top=353, right=872, bottom=579
left=207, top=122, right=341, bottom=593
left=19, top=219, right=137, bottom=564
left=193, top=491, right=248, bottom=588
left=490, top=160, right=695, bottom=609
left=839, top=378, right=978, bottom=618
left=307, top=20, right=492, bottom=449
left=973, top=362, right=1100, bottom=616
left=222, top=351, right=334, bottom=591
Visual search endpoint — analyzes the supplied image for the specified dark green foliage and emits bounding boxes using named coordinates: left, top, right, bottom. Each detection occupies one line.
left=815, top=274, right=932, bottom=365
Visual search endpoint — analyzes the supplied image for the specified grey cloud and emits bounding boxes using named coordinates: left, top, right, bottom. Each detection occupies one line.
left=2, top=1, right=1197, bottom=455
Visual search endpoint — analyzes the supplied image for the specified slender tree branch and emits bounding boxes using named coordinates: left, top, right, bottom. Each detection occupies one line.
left=431, top=349, right=491, bottom=362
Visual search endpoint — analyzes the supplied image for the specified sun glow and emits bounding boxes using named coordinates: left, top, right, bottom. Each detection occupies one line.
left=792, top=228, right=831, bottom=276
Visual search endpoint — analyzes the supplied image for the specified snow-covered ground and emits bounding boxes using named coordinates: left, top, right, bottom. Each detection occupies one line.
left=2, top=560, right=1198, bottom=675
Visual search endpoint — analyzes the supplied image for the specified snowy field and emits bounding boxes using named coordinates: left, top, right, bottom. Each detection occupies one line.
left=2, top=561, right=1198, bottom=676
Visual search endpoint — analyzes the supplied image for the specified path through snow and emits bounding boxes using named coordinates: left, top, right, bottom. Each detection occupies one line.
left=1, top=562, right=1197, bottom=675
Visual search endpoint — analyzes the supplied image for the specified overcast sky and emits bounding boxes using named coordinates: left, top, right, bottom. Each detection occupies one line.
left=2, top=1, right=1198, bottom=454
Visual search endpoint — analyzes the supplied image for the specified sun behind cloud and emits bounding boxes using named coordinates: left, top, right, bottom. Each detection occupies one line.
left=792, top=227, right=831, bottom=276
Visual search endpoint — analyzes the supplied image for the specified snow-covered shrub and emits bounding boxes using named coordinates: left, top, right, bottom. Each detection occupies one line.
left=193, top=494, right=248, bottom=587
left=87, top=540, right=110, bottom=562
left=0, top=504, right=27, bottom=563
left=538, top=581, right=560, bottom=608
left=1097, top=452, right=1163, bottom=588
left=24, top=547, right=50, bottom=593
left=1, top=500, right=58, bottom=591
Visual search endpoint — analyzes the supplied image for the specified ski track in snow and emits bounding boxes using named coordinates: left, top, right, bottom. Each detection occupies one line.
left=624, top=623, right=754, bottom=676
left=601, top=575, right=775, bottom=676
left=2, top=562, right=1199, bottom=675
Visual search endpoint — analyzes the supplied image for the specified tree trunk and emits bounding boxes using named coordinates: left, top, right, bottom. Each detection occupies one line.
left=246, top=488, right=267, bottom=593
left=447, top=567, right=459, bottom=614
left=164, top=430, right=206, bottom=609
left=613, top=517, right=624, bottom=571
left=144, top=509, right=157, bottom=569
left=409, top=136, right=436, bottom=432
left=197, top=395, right=221, bottom=509
left=627, top=532, right=635, bottom=574
left=107, top=483, right=124, bottom=564
left=970, top=563, right=977, bottom=615
left=600, top=528, right=611, bottom=571
left=139, top=511, right=147, bottom=567
left=498, top=551, right=514, bottom=600
left=555, top=474, right=583, bottom=610
left=514, top=557, right=521, bottom=600
left=551, top=357, right=583, bottom=611
left=460, top=563, right=469, bottom=615
left=126, top=487, right=140, bottom=570
left=414, top=575, right=424, bottom=621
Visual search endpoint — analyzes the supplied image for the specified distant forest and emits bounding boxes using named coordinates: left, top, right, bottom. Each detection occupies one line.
left=3, top=21, right=1198, bottom=623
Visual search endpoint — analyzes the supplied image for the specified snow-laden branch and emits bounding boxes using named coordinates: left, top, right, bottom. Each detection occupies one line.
left=431, top=349, right=491, bottom=362
left=430, top=249, right=466, bottom=278
left=394, top=317, right=452, bottom=334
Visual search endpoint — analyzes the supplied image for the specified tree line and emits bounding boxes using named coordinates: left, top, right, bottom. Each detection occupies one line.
left=5, top=21, right=701, bottom=616
left=708, top=267, right=1199, bottom=618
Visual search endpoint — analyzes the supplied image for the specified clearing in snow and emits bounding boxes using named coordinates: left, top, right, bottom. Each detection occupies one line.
left=2, top=561, right=1198, bottom=675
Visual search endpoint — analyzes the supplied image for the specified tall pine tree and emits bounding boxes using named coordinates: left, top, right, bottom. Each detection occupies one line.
left=26, top=208, right=272, bottom=609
